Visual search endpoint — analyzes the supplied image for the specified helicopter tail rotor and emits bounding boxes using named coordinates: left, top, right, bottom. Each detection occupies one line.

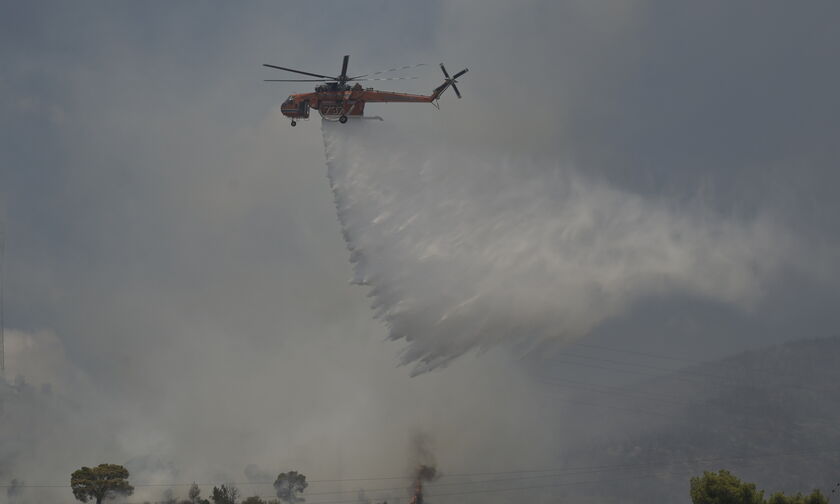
left=435, top=63, right=468, bottom=100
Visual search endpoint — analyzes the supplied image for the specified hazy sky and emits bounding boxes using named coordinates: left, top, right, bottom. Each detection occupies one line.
left=2, top=2, right=839, bottom=502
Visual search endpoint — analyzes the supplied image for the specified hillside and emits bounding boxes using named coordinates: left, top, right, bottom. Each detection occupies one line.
left=556, top=337, right=840, bottom=503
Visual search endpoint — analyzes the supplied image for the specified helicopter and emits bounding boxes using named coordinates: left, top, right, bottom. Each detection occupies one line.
left=263, top=55, right=468, bottom=126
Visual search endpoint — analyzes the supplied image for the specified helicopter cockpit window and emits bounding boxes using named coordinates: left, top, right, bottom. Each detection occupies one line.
left=285, top=97, right=295, bottom=105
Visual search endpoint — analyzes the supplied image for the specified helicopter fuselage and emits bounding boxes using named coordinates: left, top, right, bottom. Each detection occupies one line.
left=280, top=84, right=437, bottom=121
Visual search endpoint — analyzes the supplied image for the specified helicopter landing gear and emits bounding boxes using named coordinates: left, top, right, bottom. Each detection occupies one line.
left=339, top=115, right=348, bottom=124
left=290, top=120, right=297, bottom=127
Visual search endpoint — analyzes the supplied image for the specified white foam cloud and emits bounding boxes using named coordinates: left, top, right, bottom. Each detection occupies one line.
left=324, top=121, right=793, bottom=374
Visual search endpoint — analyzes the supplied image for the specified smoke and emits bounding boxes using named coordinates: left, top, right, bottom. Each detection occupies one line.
left=0, top=329, right=130, bottom=502
left=0, top=330, right=195, bottom=503
left=2, top=329, right=93, bottom=396
left=403, top=432, right=438, bottom=504
left=323, top=120, right=795, bottom=375
left=408, top=432, right=438, bottom=483
left=2, top=4, right=838, bottom=504
left=414, top=465, right=437, bottom=483
left=356, top=489, right=373, bottom=504
left=244, top=463, right=274, bottom=484
left=5, top=479, right=23, bottom=501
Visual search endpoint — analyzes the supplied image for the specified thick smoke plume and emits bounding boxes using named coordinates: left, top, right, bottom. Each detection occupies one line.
left=408, top=432, right=438, bottom=482
left=414, top=465, right=437, bottom=483
left=323, top=121, right=793, bottom=374
left=406, top=433, right=438, bottom=504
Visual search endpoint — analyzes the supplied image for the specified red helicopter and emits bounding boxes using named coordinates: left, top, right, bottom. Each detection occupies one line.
left=264, top=55, right=468, bottom=126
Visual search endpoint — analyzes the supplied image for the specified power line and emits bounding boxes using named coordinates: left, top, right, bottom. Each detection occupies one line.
left=5, top=447, right=839, bottom=490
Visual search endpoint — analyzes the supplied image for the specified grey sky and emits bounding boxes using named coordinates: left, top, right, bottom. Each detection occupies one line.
left=1, top=1, right=839, bottom=502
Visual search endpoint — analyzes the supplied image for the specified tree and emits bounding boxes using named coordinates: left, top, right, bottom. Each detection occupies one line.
left=70, top=464, right=134, bottom=504
left=211, top=484, right=240, bottom=504
left=189, top=483, right=202, bottom=504
left=242, top=497, right=266, bottom=504
left=767, top=490, right=828, bottom=504
left=690, top=470, right=764, bottom=504
left=690, top=470, right=827, bottom=504
left=162, top=488, right=178, bottom=504
left=274, top=471, right=308, bottom=504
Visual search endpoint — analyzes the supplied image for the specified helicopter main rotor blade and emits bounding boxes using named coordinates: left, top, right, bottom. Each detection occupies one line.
left=350, top=76, right=419, bottom=81
left=263, top=64, right=335, bottom=80
left=264, top=79, right=333, bottom=82
left=339, top=55, right=350, bottom=82
left=350, top=63, right=427, bottom=80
